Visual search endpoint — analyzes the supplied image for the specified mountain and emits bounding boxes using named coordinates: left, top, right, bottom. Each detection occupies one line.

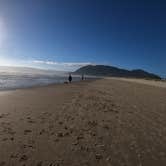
left=74, top=65, right=161, bottom=80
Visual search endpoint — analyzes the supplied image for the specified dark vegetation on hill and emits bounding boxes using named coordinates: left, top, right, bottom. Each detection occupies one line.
left=74, top=65, right=161, bottom=80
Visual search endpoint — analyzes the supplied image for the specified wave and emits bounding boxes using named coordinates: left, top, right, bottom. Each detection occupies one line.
left=0, top=74, right=84, bottom=90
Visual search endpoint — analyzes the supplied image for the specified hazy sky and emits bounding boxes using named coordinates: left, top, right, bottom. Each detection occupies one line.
left=0, top=0, right=165, bottom=75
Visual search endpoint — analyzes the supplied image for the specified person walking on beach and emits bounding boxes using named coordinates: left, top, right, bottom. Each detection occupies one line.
left=68, top=74, right=72, bottom=83
left=81, top=74, right=84, bottom=81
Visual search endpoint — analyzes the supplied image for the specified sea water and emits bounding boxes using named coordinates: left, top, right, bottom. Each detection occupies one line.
left=0, top=72, right=84, bottom=90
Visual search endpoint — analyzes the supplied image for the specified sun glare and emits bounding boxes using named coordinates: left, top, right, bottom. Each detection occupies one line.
left=0, top=58, right=13, bottom=66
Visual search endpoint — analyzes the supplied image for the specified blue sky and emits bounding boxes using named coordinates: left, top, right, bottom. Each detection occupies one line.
left=0, top=0, right=165, bottom=76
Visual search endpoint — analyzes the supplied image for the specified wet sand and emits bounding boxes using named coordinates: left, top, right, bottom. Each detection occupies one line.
left=0, top=78, right=166, bottom=166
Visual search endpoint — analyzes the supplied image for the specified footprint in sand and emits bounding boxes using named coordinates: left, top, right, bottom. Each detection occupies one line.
left=1, top=123, right=15, bottom=135
left=10, top=137, right=14, bottom=141
left=19, top=154, right=28, bottom=162
left=2, top=138, right=8, bottom=141
left=95, top=154, right=103, bottom=160
left=88, top=120, right=98, bottom=127
left=58, top=121, right=63, bottom=125
left=26, top=116, right=36, bottom=124
left=24, top=129, right=32, bottom=135
left=0, top=113, right=9, bottom=119
left=21, top=143, right=35, bottom=150
left=39, top=129, right=46, bottom=135
left=48, top=160, right=63, bottom=166
left=42, top=112, right=52, bottom=117
left=103, top=124, right=110, bottom=130
left=36, top=161, right=43, bottom=166
left=28, top=120, right=35, bottom=123
left=0, top=161, right=6, bottom=166
left=10, top=153, right=18, bottom=159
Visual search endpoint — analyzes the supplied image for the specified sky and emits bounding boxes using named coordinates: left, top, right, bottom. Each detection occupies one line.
left=0, top=0, right=165, bottom=76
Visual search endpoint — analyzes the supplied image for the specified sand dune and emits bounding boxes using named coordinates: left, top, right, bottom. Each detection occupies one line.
left=0, top=79, right=166, bottom=166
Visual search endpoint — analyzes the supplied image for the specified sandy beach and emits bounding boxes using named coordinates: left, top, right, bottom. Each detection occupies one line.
left=0, top=78, right=166, bottom=166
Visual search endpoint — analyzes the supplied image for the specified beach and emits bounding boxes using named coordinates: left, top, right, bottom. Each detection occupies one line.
left=0, top=78, right=166, bottom=166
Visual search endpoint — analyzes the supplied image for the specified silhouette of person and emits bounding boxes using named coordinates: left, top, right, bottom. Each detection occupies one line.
left=81, top=74, right=84, bottom=81
left=68, top=74, right=72, bottom=83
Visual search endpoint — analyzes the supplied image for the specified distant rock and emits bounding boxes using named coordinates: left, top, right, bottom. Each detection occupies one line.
left=74, top=65, right=161, bottom=80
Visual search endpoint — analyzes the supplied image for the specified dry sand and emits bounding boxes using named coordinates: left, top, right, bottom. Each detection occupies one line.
left=106, top=77, right=166, bottom=88
left=0, top=78, right=166, bottom=166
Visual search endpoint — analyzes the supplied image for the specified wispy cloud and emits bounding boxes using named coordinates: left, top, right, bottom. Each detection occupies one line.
left=33, top=60, right=58, bottom=65
left=32, top=60, right=93, bottom=71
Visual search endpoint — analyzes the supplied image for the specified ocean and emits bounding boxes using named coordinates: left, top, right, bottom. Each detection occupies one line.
left=0, top=75, right=84, bottom=90
left=0, top=67, right=86, bottom=91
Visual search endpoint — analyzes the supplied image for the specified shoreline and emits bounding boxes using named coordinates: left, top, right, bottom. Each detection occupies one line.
left=0, top=79, right=96, bottom=92
left=0, top=76, right=165, bottom=93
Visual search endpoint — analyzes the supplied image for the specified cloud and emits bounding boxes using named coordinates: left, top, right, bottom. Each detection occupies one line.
left=62, top=62, right=92, bottom=67
left=32, top=60, right=93, bottom=71
left=33, top=60, right=58, bottom=65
